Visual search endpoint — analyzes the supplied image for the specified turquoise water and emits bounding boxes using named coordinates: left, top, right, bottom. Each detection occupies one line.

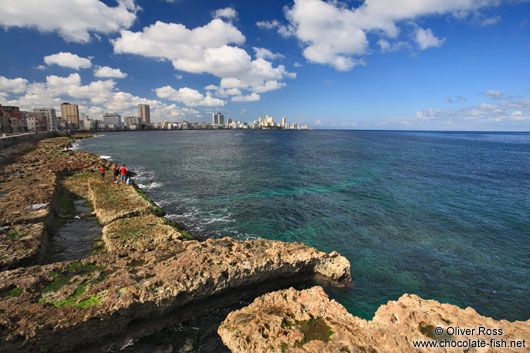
left=76, top=130, right=530, bottom=321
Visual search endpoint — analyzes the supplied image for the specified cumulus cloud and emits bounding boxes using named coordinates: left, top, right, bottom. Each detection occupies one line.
left=0, top=0, right=139, bottom=43
left=377, top=39, right=410, bottom=53
left=415, top=27, right=446, bottom=50
left=0, top=74, right=201, bottom=122
left=259, top=0, right=498, bottom=70
left=155, top=85, right=225, bottom=107
left=94, top=66, right=128, bottom=78
left=214, top=7, right=237, bottom=20
left=0, top=76, right=28, bottom=94
left=113, top=18, right=294, bottom=98
left=231, top=93, right=260, bottom=102
left=253, top=47, right=285, bottom=60
left=44, top=52, right=92, bottom=70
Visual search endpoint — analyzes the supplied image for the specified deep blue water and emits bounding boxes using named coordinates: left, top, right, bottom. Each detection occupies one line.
left=76, top=130, right=530, bottom=321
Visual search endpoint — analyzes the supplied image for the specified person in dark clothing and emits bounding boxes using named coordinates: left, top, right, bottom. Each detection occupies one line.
left=113, top=163, right=119, bottom=183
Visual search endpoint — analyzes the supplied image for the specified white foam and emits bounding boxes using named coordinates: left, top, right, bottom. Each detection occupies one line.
left=99, top=155, right=112, bottom=160
left=136, top=181, right=163, bottom=190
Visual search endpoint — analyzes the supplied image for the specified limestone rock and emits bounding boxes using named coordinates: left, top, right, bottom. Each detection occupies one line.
left=0, top=223, right=45, bottom=271
left=102, top=215, right=185, bottom=251
left=88, top=179, right=159, bottom=225
left=219, top=286, right=530, bottom=353
left=0, top=239, right=351, bottom=352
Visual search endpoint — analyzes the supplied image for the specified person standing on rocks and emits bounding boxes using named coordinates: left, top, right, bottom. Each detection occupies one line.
left=119, top=164, right=128, bottom=183
left=113, top=163, right=119, bottom=183
left=100, top=166, right=105, bottom=180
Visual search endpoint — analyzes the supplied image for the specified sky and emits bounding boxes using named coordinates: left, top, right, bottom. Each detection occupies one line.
left=0, top=0, right=529, bottom=130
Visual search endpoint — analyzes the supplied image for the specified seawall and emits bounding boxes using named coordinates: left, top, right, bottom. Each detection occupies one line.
left=0, top=132, right=59, bottom=150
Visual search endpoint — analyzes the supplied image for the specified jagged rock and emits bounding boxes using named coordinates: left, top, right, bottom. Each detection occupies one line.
left=0, top=239, right=350, bottom=352
left=219, top=286, right=530, bottom=353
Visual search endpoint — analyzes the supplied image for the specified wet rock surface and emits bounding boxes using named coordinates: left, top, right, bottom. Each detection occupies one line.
left=219, top=286, right=530, bottom=353
left=0, top=135, right=352, bottom=353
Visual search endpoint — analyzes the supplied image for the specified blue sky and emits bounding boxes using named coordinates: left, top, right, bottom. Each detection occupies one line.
left=0, top=0, right=529, bottom=130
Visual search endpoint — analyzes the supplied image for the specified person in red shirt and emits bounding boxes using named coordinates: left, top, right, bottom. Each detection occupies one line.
left=100, top=166, right=105, bottom=180
left=119, top=165, right=128, bottom=182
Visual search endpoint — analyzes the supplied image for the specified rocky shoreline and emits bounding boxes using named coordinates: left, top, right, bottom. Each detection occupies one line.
left=1, top=135, right=528, bottom=353
left=0, top=135, right=351, bottom=352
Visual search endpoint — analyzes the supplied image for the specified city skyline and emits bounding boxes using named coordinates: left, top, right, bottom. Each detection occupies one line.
left=0, top=0, right=529, bottom=130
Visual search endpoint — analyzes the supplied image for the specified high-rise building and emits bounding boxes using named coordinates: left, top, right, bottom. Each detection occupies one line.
left=61, top=102, right=79, bottom=128
left=138, top=104, right=150, bottom=124
left=212, top=112, right=224, bottom=125
left=34, top=108, right=57, bottom=131
left=282, top=117, right=287, bottom=129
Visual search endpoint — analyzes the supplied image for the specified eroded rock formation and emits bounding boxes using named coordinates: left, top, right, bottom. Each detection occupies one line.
left=219, top=286, right=530, bottom=353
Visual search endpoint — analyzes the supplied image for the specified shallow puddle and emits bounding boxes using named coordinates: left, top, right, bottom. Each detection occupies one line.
left=46, top=200, right=102, bottom=263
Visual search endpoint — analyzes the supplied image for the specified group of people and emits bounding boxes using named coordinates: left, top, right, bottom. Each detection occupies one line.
left=100, top=163, right=131, bottom=185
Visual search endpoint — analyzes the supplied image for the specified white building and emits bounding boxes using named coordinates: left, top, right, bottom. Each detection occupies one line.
left=103, top=113, right=122, bottom=129
left=80, top=119, right=96, bottom=131
left=259, top=114, right=275, bottom=127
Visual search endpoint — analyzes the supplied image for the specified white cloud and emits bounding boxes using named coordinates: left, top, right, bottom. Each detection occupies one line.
left=484, top=89, right=503, bottom=98
left=481, top=16, right=501, bottom=26
left=113, top=18, right=294, bottom=98
left=94, top=66, right=128, bottom=78
left=259, top=0, right=498, bottom=70
left=0, top=76, right=28, bottom=94
left=0, top=73, right=201, bottom=122
left=214, top=7, right=238, bottom=20
left=44, top=52, right=92, bottom=70
left=155, top=85, right=225, bottom=107
left=0, top=0, right=138, bottom=43
left=256, top=20, right=281, bottom=30
left=175, top=74, right=183, bottom=80
left=231, top=93, right=260, bottom=102
left=256, top=19, right=294, bottom=38
left=253, top=47, right=285, bottom=60
left=415, top=93, right=530, bottom=127
left=415, top=27, right=446, bottom=50
left=377, top=39, right=410, bottom=53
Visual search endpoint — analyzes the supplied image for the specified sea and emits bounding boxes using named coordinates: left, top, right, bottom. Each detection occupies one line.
left=75, top=130, right=530, bottom=322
